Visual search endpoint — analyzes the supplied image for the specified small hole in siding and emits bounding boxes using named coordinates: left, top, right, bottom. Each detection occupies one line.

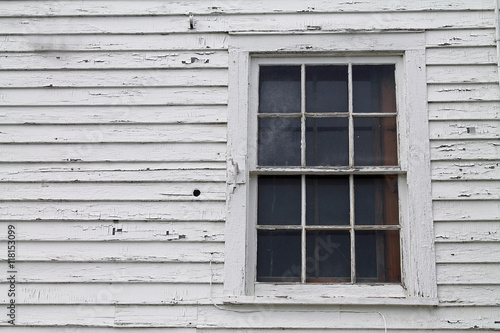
left=193, top=189, right=201, bottom=197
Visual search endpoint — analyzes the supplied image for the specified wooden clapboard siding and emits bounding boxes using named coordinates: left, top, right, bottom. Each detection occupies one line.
left=0, top=0, right=498, bottom=331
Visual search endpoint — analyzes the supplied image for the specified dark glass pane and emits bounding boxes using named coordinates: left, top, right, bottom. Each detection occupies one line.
left=306, top=231, right=351, bottom=283
left=355, top=230, right=401, bottom=283
left=354, top=175, right=399, bottom=226
left=257, top=230, right=301, bottom=282
left=306, top=176, right=350, bottom=226
left=259, top=66, right=301, bottom=114
left=354, top=116, right=397, bottom=166
left=258, top=176, right=301, bottom=226
left=306, top=65, right=348, bottom=113
left=259, top=117, right=301, bottom=166
left=306, top=117, right=349, bottom=166
left=353, top=65, right=396, bottom=114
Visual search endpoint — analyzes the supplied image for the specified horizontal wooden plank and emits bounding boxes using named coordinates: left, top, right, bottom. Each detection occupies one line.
left=434, top=221, right=500, bottom=242
left=0, top=182, right=225, bottom=201
left=0, top=105, right=228, bottom=124
left=0, top=221, right=224, bottom=242
left=432, top=161, right=500, bottom=180
left=437, top=263, right=500, bottom=284
left=0, top=241, right=224, bottom=262
left=429, top=120, right=500, bottom=140
left=0, top=282, right=223, bottom=304
left=428, top=84, right=500, bottom=102
left=0, top=162, right=226, bottom=182
left=0, top=87, right=228, bottom=106
left=0, top=0, right=493, bottom=17
left=426, top=47, right=497, bottom=65
left=9, top=262, right=223, bottom=283
left=433, top=200, right=500, bottom=221
left=435, top=242, right=500, bottom=263
left=0, top=12, right=494, bottom=34
left=0, top=68, right=228, bottom=88
left=430, top=140, right=500, bottom=161
left=0, top=124, right=227, bottom=143
left=428, top=101, right=500, bottom=120
left=0, top=51, right=228, bottom=70
left=0, top=328, right=193, bottom=333
left=0, top=34, right=228, bottom=52
left=0, top=201, right=226, bottom=221
left=432, top=180, right=500, bottom=200
left=438, top=285, right=500, bottom=306
left=0, top=143, right=226, bottom=162
left=426, top=65, right=498, bottom=84
left=425, top=29, right=496, bottom=47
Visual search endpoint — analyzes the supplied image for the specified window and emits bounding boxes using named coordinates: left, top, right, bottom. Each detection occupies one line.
left=256, top=62, right=401, bottom=284
left=226, top=33, right=437, bottom=304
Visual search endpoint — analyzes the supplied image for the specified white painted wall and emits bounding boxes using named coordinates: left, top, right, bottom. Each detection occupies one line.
left=0, top=0, right=498, bottom=331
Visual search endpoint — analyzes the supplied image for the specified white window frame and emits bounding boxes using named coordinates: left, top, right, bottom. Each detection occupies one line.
left=225, top=32, right=437, bottom=305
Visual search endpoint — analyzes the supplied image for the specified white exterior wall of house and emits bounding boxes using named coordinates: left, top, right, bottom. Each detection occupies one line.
left=0, top=0, right=498, bottom=331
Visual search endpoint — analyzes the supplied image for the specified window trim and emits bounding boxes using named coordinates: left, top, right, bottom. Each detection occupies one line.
left=225, top=32, right=437, bottom=305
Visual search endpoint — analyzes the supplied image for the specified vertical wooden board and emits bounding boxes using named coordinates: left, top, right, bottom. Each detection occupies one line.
left=0, top=283, right=223, bottom=304
left=434, top=221, right=500, bottom=242
left=432, top=161, right=500, bottom=180
left=433, top=200, right=500, bottom=221
left=0, top=221, right=225, bottom=242
left=0, top=51, right=229, bottom=70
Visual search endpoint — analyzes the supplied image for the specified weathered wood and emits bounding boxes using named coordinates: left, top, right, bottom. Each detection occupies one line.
left=0, top=182, right=225, bottom=201
left=0, top=241, right=224, bottom=262
left=0, top=201, right=226, bottom=221
left=434, top=221, right=500, bottom=242
left=0, top=87, right=227, bottom=106
left=0, top=282, right=223, bottom=304
left=0, top=221, right=225, bottom=242
left=432, top=161, right=500, bottom=180
left=433, top=201, right=500, bottom=221
left=0, top=143, right=226, bottom=162
left=425, top=29, right=496, bottom=47
left=437, top=263, right=500, bottom=284
left=428, top=84, right=500, bottom=102
left=0, top=12, right=494, bottom=34
left=0, top=68, right=228, bottom=88
left=0, top=328, right=193, bottom=333
left=0, top=0, right=494, bottom=16
left=429, top=120, right=500, bottom=140
left=0, top=162, right=226, bottom=182
left=426, top=65, right=498, bottom=84
left=0, top=124, right=227, bottom=143
left=432, top=180, right=500, bottom=200
left=430, top=140, right=500, bottom=161
left=0, top=34, right=228, bottom=52
left=438, top=285, right=500, bottom=306
left=426, top=47, right=497, bottom=65
left=435, top=242, right=500, bottom=263
left=0, top=105, right=228, bottom=124
left=428, top=101, right=500, bottom=120
left=0, top=51, right=229, bottom=70
left=11, top=262, right=223, bottom=283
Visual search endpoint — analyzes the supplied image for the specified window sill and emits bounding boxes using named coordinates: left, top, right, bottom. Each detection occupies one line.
left=223, top=295, right=438, bottom=306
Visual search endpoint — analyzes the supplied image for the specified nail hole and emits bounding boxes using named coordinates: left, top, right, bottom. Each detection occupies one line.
left=193, top=189, right=201, bottom=197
